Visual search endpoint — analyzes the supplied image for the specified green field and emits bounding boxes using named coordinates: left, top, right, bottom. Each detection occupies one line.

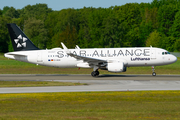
left=0, top=91, right=180, bottom=120
left=0, top=54, right=180, bottom=74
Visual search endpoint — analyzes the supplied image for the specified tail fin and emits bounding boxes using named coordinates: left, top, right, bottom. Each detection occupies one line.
left=7, top=23, right=39, bottom=51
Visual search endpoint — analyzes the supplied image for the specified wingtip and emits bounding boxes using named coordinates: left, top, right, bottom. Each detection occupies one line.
left=61, top=42, right=67, bottom=49
left=75, top=45, right=80, bottom=49
left=61, top=42, right=70, bottom=54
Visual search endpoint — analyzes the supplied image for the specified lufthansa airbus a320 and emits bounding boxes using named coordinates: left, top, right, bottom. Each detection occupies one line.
left=5, top=23, right=177, bottom=77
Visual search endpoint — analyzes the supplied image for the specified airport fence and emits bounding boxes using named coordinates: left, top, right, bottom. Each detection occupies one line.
left=170, top=52, right=180, bottom=57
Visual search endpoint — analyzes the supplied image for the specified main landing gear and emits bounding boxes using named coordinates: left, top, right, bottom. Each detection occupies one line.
left=152, top=66, right=156, bottom=76
left=91, top=70, right=99, bottom=77
left=91, top=66, right=99, bottom=77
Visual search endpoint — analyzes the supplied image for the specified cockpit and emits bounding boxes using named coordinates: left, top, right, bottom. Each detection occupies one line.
left=162, top=52, right=170, bottom=55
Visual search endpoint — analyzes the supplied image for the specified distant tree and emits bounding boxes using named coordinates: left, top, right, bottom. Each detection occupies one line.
left=146, top=30, right=162, bottom=47
left=0, top=16, right=11, bottom=52
left=54, top=8, right=80, bottom=34
left=101, top=15, right=120, bottom=48
left=24, top=18, right=47, bottom=49
left=3, top=7, right=19, bottom=18
left=174, top=39, right=180, bottom=52
left=21, top=4, right=52, bottom=21
left=169, top=10, right=180, bottom=52
left=139, top=21, right=154, bottom=47
left=170, top=11, right=180, bottom=39
left=0, top=9, right=2, bottom=16
left=114, top=3, right=143, bottom=47
left=125, top=27, right=140, bottom=47
left=160, top=36, right=176, bottom=51
left=45, top=8, right=80, bottom=49
left=52, top=25, right=78, bottom=48
left=158, top=4, right=178, bottom=35
left=151, top=0, right=179, bottom=8
left=144, top=7, right=158, bottom=29
left=44, top=11, right=60, bottom=49
left=2, top=6, right=10, bottom=15
left=78, top=7, right=94, bottom=48
left=11, top=17, right=24, bottom=30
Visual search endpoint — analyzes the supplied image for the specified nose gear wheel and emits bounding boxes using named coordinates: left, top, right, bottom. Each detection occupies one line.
left=152, top=66, right=156, bottom=76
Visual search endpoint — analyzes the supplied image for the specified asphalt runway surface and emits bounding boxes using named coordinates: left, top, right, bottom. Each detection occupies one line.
left=0, top=74, right=180, bottom=93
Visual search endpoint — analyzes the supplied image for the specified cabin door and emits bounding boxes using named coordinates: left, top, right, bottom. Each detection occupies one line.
left=151, top=50, right=156, bottom=59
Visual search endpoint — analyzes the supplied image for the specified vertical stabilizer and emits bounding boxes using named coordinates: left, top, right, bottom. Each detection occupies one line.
left=7, top=23, right=39, bottom=51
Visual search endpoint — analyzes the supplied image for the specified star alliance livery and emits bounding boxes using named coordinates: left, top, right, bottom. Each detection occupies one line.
left=5, top=23, right=177, bottom=77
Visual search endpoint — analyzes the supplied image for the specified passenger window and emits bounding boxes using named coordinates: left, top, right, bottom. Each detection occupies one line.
left=162, top=52, right=164, bottom=55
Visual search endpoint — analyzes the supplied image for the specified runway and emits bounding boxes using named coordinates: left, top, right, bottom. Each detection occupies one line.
left=0, top=74, right=180, bottom=93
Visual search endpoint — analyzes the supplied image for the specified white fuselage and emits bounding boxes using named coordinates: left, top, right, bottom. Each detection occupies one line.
left=4, top=47, right=177, bottom=69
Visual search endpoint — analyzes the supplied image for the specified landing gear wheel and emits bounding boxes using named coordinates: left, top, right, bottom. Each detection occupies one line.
left=91, top=71, right=96, bottom=77
left=91, top=71, right=99, bottom=77
left=96, top=71, right=99, bottom=76
left=151, top=66, right=156, bottom=76
left=152, top=72, right=156, bottom=76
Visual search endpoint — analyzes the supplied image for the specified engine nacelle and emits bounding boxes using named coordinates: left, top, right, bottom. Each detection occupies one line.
left=107, top=62, right=126, bottom=73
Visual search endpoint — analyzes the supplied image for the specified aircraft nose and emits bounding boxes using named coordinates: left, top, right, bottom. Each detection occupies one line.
left=171, top=55, right=177, bottom=63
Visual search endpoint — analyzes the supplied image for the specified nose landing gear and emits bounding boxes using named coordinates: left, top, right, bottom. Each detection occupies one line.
left=152, top=66, right=156, bottom=76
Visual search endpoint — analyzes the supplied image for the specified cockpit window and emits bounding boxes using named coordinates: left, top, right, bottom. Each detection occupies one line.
left=162, top=52, right=170, bottom=55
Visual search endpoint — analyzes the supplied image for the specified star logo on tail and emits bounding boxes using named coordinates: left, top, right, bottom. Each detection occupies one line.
left=14, top=35, right=27, bottom=48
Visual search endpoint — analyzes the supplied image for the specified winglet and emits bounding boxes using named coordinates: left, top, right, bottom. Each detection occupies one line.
left=61, top=42, right=70, bottom=54
left=75, top=45, right=80, bottom=49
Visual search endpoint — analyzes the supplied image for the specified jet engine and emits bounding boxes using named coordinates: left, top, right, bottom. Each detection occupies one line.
left=107, top=62, right=126, bottom=73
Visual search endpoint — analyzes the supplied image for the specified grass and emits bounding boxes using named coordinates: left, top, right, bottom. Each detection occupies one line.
left=0, top=91, right=180, bottom=119
left=0, top=81, right=86, bottom=87
left=0, top=53, right=180, bottom=74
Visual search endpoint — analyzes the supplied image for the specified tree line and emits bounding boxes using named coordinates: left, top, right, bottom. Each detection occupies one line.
left=0, top=0, right=180, bottom=53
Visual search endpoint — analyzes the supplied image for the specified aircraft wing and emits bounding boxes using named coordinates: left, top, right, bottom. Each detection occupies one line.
left=68, top=52, right=106, bottom=64
left=61, top=43, right=107, bottom=65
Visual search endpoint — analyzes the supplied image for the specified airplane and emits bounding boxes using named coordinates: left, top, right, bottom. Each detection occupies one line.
left=4, top=23, right=177, bottom=77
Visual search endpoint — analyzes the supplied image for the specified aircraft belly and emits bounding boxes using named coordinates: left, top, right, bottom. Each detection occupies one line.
left=57, top=59, right=78, bottom=68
